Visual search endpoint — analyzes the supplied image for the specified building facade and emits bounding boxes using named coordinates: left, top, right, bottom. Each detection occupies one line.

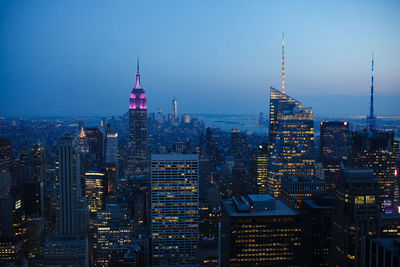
left=151, top=153, right=199, bottom=265
left=267, top=87, right=315, bottom=198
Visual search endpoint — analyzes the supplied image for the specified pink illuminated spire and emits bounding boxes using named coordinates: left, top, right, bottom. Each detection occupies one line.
left=135, top=56, right=142, bottom=89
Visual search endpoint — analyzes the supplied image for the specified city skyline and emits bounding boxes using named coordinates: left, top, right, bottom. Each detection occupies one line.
left=1, top=1, right=400, bottom=117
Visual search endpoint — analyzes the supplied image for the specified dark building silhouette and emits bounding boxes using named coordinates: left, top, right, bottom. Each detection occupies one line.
left=332, top=168, right=379, bottom=267
left=85, top=127, right=104, bottom=169
left=301, top=194, right=335, bottom=266
left=320, top=121, right=350, bottom=192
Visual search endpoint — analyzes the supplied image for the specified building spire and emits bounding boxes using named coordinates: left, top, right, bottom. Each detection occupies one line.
left=368, top=53, right=375, bottom=130
left=135, top=56, right=141, bottom=89
left=281, top=32, right=285, bottom=94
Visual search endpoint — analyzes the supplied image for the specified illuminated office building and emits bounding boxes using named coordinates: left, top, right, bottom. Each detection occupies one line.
left=332, top=168, right=379, bottom=267
left=151, top=154, right=199, bottom=265
left=221, top=194, right=302, bottom=266
left=84, top=171, right=106, bottom=214
left=267, top=87, right=315, bottom=198
left=249, top=143, right=268, bottom=194
left=105, top=128, right=118, bottom=166
left=320, top=121, right=350, bottom=192
left=350, top=130, right=397, bottom=212
left=128, top=58, right=149, bottom=177
left=91, top=204, right=132, bottom=266
left=281, top=175, right=326, bottom=210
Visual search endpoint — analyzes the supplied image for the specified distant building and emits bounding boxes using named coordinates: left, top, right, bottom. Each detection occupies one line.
left=151, top=154, right=199, bottom=265
left=31, top=140, right=47, bottom=183
left=320, top=121, right=350, bottom=192
left=332, top=168, right=379, bottom=266
left=77, top=127, right=88, bottom=154
left=221, top=194, right=302, bottom=266
left=105, top=128, right=118, bottom=166
left=0, top=138, right=12, bottom=168
left=249, top=143, right=268, bottom=194
left=0, top=162, right=11, bottom=199
left=267, top=87, right=315, bottom=198
left=84, top=171, right=106, bottom=213
left=281, top=175, right=326, bottom=210
left=230, top=129, right=245, bottom=161
left=172, top=97, right=178, bottom=121
left=85, top=127, right=104, bottom=168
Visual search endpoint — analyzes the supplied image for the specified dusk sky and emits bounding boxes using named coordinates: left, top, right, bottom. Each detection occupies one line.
left=0, top=0, right=399, bottom=117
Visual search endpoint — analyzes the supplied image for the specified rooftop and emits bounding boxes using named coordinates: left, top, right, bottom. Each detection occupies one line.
left=223, top=194, right=298, bottom=217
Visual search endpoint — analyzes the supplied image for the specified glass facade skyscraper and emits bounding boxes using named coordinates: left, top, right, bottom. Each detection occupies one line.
left=267, top=87, right=315, bottom=198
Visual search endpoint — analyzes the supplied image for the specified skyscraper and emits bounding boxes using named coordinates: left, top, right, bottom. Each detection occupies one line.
left=151, top=154, right=199, bottom=265
left=31, top=140, right=46, bottom=183
left=85, top=127, right=104, bottom=168
left=320, top=121, right=350, bottom=192
left=230, top=129, right=245, bottom=162
left=249, top=143, right=268, bottom=194
left=332, top=168, right=379, bottom=266
left=105, top=126, right=118, bottom=166
left=267, top=87, right=315, bottom=198
left=56, top=136, right=87, bottom=235
left=172, top=97, right=178, bottom=121
left=128, top=58, right=149, bottom=177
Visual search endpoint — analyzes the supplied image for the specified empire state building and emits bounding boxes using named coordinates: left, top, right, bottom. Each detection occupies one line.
left=127, top=58, right=149, bottom=177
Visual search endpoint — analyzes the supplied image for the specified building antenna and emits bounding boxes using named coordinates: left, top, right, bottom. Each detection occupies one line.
left=368, top=53, right=375, bottom=130
left=281, top=32, right=285, bottom=94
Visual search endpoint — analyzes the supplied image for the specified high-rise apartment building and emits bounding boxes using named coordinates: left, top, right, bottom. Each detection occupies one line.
left=128, top=58, right=149, bottom=177
left=267, top=87, right=315, bottom=198
left=151, top=153, right=199, bottom=265
left=320, top=121, right=350, bottom=192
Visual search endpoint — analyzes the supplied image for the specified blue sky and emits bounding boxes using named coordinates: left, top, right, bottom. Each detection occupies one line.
left=0, top=0, right=399, bottom=117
